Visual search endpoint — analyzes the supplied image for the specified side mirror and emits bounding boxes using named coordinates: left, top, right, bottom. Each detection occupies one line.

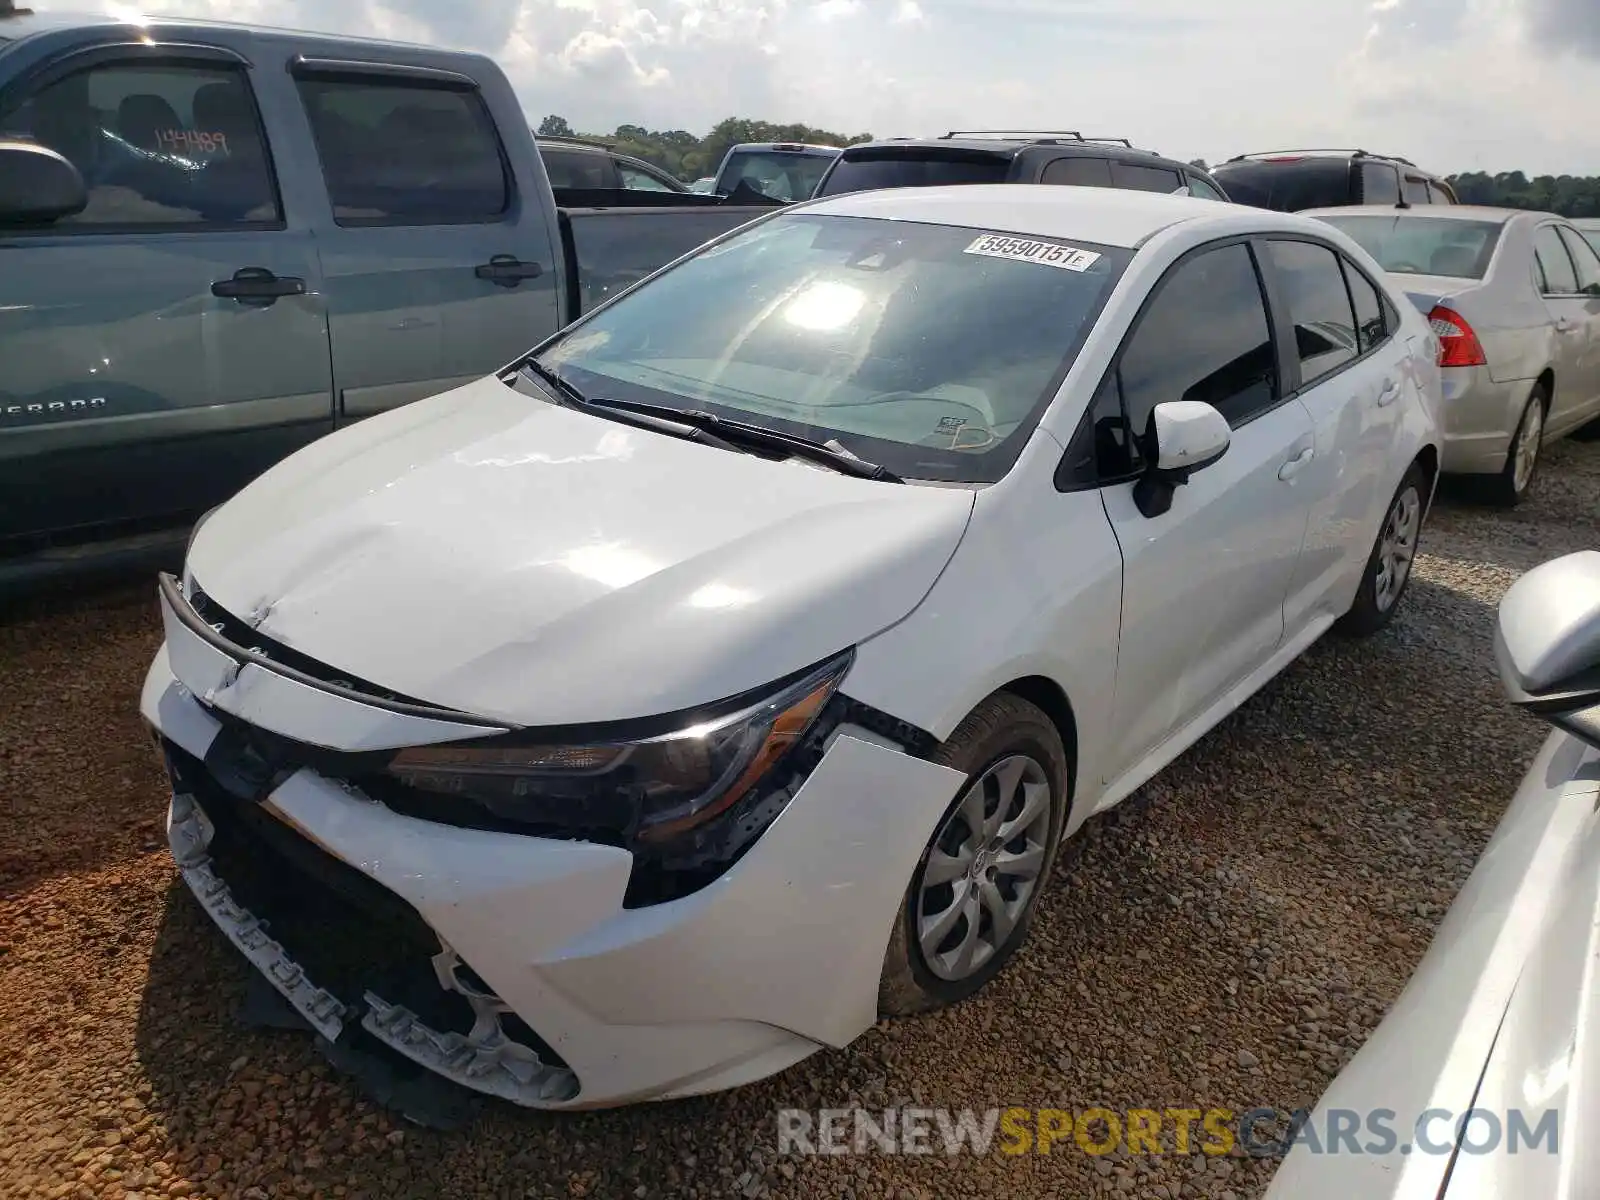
left=0, top=140, right=88, bottom=226
left=1495, top=550, right=1600, bottom=750
left=1132, top=400, right=1231, bottom=518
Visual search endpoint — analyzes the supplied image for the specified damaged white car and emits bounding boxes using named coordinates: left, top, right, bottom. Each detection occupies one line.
left=142, top=185, right=1442, bottom=1110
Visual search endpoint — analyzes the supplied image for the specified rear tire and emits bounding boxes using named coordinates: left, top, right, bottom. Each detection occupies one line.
left=1336, top=462, right=1427, bottom=637
left=1486, top=387, right=1547, bottom=506
left=877, top=693, right=1068, bottom=1017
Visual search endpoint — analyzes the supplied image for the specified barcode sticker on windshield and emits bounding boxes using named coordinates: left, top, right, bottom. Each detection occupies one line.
left=963, top=235, right=1101, bottom=272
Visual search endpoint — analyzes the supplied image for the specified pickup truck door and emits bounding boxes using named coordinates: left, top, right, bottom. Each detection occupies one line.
left=289, top=59, right=563, bottom=422
left=0, top=43, right=333, bottom=556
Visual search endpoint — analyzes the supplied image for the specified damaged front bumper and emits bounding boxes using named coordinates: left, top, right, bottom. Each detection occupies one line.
left=142, top=580, right=966, bottom=1110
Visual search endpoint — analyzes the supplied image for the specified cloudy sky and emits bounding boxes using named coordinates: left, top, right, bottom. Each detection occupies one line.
left=103, top=0, right=1600, bottom=174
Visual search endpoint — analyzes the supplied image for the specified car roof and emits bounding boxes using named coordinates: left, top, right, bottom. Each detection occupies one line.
left=0, top=8, right=443, bottom=53
left=843, top=136, right=1191, bottom=167
left=726, top=143, right=840, bottom=155
left=1300, top=204, right=1542, bottom=224
left=802, top=184, right=1321, bottom=249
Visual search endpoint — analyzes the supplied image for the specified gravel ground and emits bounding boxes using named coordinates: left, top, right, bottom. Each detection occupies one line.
left=3, top=438, right=1596, bottom=1200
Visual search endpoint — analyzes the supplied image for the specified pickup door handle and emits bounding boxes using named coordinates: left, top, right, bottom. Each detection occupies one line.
left=1278, top=446, right=1315, bottom=481
left=212, top=267, right=306, bottom=305
left=1377, top=377, right=1401, bottom=407
left=475, top=255, right=544, bottom=287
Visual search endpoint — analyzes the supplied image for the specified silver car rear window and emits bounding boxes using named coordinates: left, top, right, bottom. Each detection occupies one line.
left=1313, top=214, right=1503, bottom=279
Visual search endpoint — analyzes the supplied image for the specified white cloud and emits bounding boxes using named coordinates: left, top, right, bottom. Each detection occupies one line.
left=86, top=0, right=1600, bottom=173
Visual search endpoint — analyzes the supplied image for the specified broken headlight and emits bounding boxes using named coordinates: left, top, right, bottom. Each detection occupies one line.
left=382, top=651, right=852, bottom=848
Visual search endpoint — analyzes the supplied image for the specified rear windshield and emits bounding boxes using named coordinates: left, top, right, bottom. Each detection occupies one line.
left=817, top=151, right=1011, bottom=197
left=1211, top=159, right=1352, bottom=212
left=1312, top=214, right=1504, bottom=279
left=534, top=213, right=1132, bottom=483
left=717, top=149, right=837, bottom=202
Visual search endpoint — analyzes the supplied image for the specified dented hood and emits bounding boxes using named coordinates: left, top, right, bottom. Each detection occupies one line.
left=185, top=376, right=975, bottom=727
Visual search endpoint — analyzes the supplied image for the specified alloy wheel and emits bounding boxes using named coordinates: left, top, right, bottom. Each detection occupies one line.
left=915, top=754, right=1052, bottom=982
left=1513, top=400, right=1544, bottom=495
left=1374, top=484, right=1421, bottom=613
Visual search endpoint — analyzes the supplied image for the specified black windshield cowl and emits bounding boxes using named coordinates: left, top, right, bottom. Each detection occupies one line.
left=578, top=396, right=904, bottom=483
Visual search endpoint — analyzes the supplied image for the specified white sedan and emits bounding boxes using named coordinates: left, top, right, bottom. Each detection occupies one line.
left=141, top=185, right=1443, bottom=1110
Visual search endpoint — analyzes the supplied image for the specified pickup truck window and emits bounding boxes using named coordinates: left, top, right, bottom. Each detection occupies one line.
left=538, top=213, right=1131, bottom=484
left=0, top=61, right=280, bottom=228
left=296, top=76, right=509, bottom=225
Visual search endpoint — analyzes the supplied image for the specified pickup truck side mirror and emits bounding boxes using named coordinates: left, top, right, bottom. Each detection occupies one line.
left=0, top=140, right=88, bottom=226
left=1132, top=400, right=1231, bottom=518
left=1495, top=550, right=1600, bottom=751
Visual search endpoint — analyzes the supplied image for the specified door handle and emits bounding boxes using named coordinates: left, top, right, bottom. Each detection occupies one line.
left=1278, top=446, right=1314, bottom=481
left=1377, top=377, right=1401, bottom=407
left=211, top=267, right=306, bottom=305
left=1556, top=316, right=1579, bottom=333
left=475, top=255, right=544, bottom=288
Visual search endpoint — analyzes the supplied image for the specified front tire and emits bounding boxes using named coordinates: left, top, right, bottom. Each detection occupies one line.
left=877, top=693, right=1068, bottom=1017
left=1337, top=462, right=1427, bottom=637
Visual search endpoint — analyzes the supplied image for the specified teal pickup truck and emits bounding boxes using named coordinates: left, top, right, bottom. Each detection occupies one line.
left=0, top=5, right=776, bottom=588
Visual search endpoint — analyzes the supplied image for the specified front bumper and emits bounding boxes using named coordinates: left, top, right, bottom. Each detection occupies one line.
left=142, top=638, right=965, bottom=1109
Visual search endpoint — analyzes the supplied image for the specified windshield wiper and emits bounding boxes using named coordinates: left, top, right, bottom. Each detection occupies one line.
left=578, top=396, right=904, bottom=483
left=515, top=361, right=742, bottom=454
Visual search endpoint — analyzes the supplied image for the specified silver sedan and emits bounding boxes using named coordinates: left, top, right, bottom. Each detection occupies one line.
left=1263, top=549, right=1600, bottom=1198
left=1306, top=205, right=1600, bottom=504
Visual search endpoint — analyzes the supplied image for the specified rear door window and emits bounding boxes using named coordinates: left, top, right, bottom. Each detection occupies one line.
left=1109, top=160, right=1183, bottom=193
left=1557, top=226, right=1600, bottom=293
left=816, top=152, right=1011, bottom=196
left=1119, top=242, right=1278, bottom=430
left=1341, top=260, right=1391, bottom=353
left=1358, top=162, right=1399, bottom=206
left=1264, top=240, right=1359, bottom=387
left=296, top=74, right=510, bottom=223
left=1425, top=180, right=1453, bottom=205
left=1533, top=224, right=1580, bottom=295
left=1041, top=156, right=1111, bottom=187
left=1185, top=173, right=1228, bottom=202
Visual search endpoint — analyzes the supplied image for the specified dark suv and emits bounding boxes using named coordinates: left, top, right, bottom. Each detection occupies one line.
left=812, top=131, right=1232, bottom=202
left=1211, top=149, right=1458, bottom=212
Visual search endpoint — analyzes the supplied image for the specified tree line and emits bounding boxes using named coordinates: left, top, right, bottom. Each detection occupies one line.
left=540, top=117, right=1599, bottom=215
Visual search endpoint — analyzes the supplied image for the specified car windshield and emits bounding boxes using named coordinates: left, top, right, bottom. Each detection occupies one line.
left=534, top=213, right=1132, bottom=484
left=718, top=150, right=836, bottom=201
left=818, top=151, right=1011, bottom=197
left=1313, top=213, right=1504, bottom=279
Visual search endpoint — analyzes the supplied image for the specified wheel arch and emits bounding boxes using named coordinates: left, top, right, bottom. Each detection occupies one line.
left=986, top=675, right=1080, bottom=811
